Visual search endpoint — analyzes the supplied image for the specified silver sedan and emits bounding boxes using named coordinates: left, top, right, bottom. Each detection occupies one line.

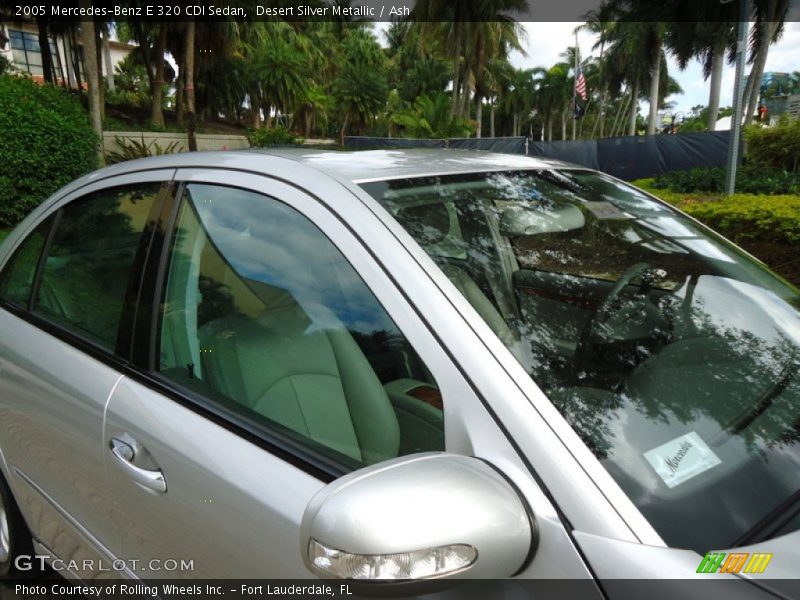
left=0, top=150, right=798, bottom=586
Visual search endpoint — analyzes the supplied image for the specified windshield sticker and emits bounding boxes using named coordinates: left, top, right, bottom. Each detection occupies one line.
left=584, top=200, right=627, bottom=220
left=644, top=432, right=721, bottom=489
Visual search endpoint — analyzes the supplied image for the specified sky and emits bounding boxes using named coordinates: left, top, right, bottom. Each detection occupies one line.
left=507, top=21, right=800, bottom=118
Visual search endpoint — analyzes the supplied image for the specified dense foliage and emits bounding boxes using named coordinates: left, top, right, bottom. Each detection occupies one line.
left=246, top=126, right=300, bottom=147
left=105, top=135, right=181, bottom=164
left=679, top=194, right=800, bottom=244
left=0, top=76, right=98, bottom=228
left=745, top=117, right=800, bottom=173
left=650, top=166, right=800, bottom=196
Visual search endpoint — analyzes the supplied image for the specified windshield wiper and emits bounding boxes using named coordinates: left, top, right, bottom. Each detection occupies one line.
left=730, top=487, right=800, bottom=547
left=725, top=359, right=799, bottom=437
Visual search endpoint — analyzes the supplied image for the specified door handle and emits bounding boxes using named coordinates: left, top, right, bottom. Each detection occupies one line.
left=109, top=438, right=167, bottom=493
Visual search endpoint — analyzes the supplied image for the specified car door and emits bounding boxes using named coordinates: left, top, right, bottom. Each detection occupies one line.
left=103, top=168, right=596, bottom=580
left=0, top=174, right=174, bottom=578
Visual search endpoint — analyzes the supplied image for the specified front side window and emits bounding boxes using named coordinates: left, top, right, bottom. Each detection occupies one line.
left=363, top=170, right=800, bottom=553
left=33, top=184, right=161, bottom=349
left=158, top=184, right=442, bottom=470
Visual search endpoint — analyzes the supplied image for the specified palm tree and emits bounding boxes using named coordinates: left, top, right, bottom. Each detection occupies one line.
left=251, top=23, right=310, bottom=128
left=117, top=18, right=171, bottom=127
left=602, top=19, right=663, bottom=136
left=333, top=27, right=389, bottom=142
left=185, top=21, right=197, bottom=151
left=533, top=65, right=571, bottom=140
left=579, top=8, right=617, bottom=137
left=78, top=15, right=103, bottom=165
left=666, top=6, right=737, bottom=131
left=600, top=1, right=671, bottom=135
left=483, top=57, right=514, bottom=138
left=471, top=21, right=526, bottom=137
left=413, top=0, right=526, bottom=119
left=743, top=0, right=791, bottom=125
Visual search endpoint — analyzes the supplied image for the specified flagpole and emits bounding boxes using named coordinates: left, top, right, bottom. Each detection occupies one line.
left=572, top=31, right=578, bottom=141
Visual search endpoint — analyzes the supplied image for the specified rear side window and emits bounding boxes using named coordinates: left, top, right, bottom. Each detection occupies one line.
left=0, top=217, right=54, bottom=308
left=32, top=184, right=161, bottom=350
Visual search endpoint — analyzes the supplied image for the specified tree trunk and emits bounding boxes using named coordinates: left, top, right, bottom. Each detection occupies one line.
left=512, top=113, right=518, bottom=137
left=458, top=54, right=473, bottom=119
left=185, top=21, right=197, bottom=152
left=647, top=47, right=661, bottom=135
left=175, top=71, right=185, bottom=123
left=745, top=19, right=779, bottom=126
left=67, top=27, right=84, bottom=91
left=628, top=78, right=639, bottom=136
left=37, top=19, right=55, bottom=84
left=62, top=31, right=76, bottom=88
left=264, top=103, right=273, bottom=128
left=706, top=40, right=725, bottom=130
left=250, top=90, right=261, bottom=128
left=101, top=23, right=115, bottom=92
left=79, top=15, right=104, bottom=165
left=475, top=94, right=483, bottom=138
left=450, top=23, right=462, bottom=118
left=546, top=114, right=553, bottom=141
left=597, top=38, right=607, bottom=138
left=94, top=24, right=105, bottom=121
left=561, top=108, right=567, bottom=140
left=150, top=25, right=167, bottom=128
left=611, top=91, right=630, bottom=137
left=339, top=114, right=349, bottom=146
left=490, top=103, right=496, bottom=137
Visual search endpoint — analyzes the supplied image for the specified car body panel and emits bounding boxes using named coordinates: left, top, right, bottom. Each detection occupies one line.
left=0, top=309, right=122, bottom=577
left=2, top=149, right=796, bottom=583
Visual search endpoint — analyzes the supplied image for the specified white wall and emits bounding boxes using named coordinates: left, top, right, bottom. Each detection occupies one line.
left=103, top=131, right=250, bottom=154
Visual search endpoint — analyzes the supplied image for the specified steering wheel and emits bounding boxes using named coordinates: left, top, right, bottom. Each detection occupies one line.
left=577, top=262, right=651, bottom=358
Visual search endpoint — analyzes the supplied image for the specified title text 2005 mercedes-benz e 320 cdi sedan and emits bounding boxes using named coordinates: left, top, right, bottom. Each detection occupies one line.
left=0, top=150, right=798, bottom=590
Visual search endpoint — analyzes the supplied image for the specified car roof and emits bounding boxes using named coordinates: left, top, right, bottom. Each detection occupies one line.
left=81, top=148, right=581, bottom=187
left=255, top=148, right=579, bottom=182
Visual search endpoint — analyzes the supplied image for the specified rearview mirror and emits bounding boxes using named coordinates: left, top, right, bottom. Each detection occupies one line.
left=300, top=453, right=536, bottom=582
left=499, top=203, right=585, bottom=236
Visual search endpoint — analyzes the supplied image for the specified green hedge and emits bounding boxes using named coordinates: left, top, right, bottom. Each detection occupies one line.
left=632, top=179, right=800, bottom=244
left=745, top=117, right=800, bottom=173
left=0, top=76, right=98, bottom=228
left=246, top=125, right=300, bottom=147
left=650, top=166, right=800, bottom=196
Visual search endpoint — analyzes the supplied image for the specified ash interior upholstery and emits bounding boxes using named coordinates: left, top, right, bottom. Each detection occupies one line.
left=198, top=298, right=401, bottom=465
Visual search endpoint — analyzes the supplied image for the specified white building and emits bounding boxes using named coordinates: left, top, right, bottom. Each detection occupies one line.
left=0, top=18, right=133, bottom=89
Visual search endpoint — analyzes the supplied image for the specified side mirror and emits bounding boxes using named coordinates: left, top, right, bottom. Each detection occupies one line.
left=300, top=453, right=536, bottom=581
left=499, top=203, right=585, bottom=236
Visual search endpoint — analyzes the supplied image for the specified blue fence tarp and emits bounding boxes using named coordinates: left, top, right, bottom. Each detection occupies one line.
left=345, top=131, right=735, bottom=180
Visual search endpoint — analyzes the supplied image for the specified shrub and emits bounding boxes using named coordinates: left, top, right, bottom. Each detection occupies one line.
left=246, top=125, right=300, bottom=147
left=0, top=55, right=12, bottom=76
left=0, top=75, right=98, bottom=228
left=650, top=166, right=800, bottom=196
left=105, top=135, right=181, bottom=165
left=745, top=117, right=800, bottom=173
left=632, top=179, right=800, bottom=244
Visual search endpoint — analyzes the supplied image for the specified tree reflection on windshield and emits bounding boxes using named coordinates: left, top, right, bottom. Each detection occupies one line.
left=363, top=169, right=800, bottom=552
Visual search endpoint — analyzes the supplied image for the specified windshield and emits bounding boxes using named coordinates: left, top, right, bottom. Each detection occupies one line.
left=362, top=170, right=800, bottom=553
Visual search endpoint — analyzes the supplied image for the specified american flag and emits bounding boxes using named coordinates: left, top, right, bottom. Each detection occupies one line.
left=575, top=63, right=588, bottom=101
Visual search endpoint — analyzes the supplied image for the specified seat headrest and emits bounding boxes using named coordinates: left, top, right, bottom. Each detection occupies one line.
left=394, top=203, right=451, bottom=246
